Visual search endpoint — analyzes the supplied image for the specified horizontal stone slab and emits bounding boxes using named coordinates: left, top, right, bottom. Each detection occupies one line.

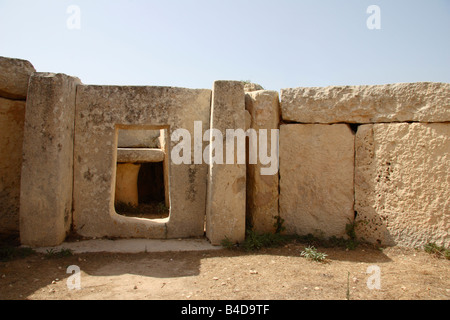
left=117, top=148, right=165, bottom=163
left=118, top=129, right=160, bottom=148
left=0, top=56, right=36, bottom=100
left=281, top=82, right=450, bottom=124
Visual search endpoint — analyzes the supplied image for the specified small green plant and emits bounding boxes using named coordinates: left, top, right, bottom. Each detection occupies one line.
left=300, top=246, right=328, bottom=262
left=242, top=230, right=286, bottom=252
left=45, top=248, right=73, bottom=259
left=0, top=246, right=35, bottom=262
left=344, top=220, right=359, bottom=250
left=273, top=215, right=286, bottom=234
left=424, top=243, right=450, bottom=260
left=220, top=237, right=236, bottom=250
left=157, top=202, right=169, bottom=213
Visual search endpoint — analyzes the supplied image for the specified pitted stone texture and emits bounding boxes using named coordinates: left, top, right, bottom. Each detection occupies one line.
left=115, top=163, right=141, bottom=207
left=20, top=73, right=81, bottom=247
left=281, top=82, right=450, bottom=124
left=0, top=57, right=36, bottom=100
left=0, top=98, right=26, bottom=234
left=74, top=85, right=211, bottom=240
left=243, top=82, right=264, bottom=93
left=245, top=90, right=280, bottom=233
left=280, top=124, right=355, bottom=238
left=355, top=123, right=450, bottom=248
left=118, top=129, right=160, bottom=148
left=117, top=148, right=165, bottom=163
left=206, top=81, right=246, bottom=245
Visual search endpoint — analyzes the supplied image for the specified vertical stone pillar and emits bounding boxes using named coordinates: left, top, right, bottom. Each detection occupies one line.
left=115, top=163, right=141, bottom=207
left=245, top=90, right=280, bottom=233
left=206, top=81, right=246, bottom=245
left=20, top=73, right=81, bottom=247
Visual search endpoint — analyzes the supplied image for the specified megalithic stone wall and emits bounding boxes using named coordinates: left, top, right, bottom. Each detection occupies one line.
left=0, top=57, right=35, bottom=235
left=280, top=82, right=450, bottom=248
left=20, top=73, right=81, bottom=247
left=0, top=55, right=448, bottom=250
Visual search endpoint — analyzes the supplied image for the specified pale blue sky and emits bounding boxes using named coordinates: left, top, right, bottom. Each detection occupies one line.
left=1, top=0, right=449, bottom=90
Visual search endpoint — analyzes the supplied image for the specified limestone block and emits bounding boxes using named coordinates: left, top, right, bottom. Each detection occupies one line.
left=115, top=163, right=141, bottom=207
left=281, top=82, right=450, bottom=123
left=279, top=124, right=355, bottom=238
left=118, top=129, right=160, bottom=148
left=206, top=81, right=246, bottom=245
left=0, top=56, right=36, bottom=100
left=355, top=123, right=450, bottom=248
left=245, top=90, right=280, bottom=233
left=0, top=98, right=26, bottom=234
left=74, top=85, right=211, bottom=240
left=20, top=73, right=81, bottom=247
left=117, top=148, right=165, bottom=163
left=243, top=82, right=264, bottom=93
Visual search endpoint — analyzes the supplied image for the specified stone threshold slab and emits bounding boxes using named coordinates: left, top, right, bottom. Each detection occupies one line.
left=31, top=238, right=222, bottom=254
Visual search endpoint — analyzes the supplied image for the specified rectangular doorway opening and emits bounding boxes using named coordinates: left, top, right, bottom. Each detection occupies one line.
left=114, top=127, right=170, bottom=220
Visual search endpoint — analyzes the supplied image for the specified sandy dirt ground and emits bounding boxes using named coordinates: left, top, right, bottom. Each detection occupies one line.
left=1, top=240, right=449, bottom=301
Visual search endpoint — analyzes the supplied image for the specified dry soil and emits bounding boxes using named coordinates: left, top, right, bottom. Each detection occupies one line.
left=1, top=239, right=449, bottom=301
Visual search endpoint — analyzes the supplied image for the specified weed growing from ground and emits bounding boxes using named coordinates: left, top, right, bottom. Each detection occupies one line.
left=0, top=246, right=35, bottom=262
left=300, top=246, right=328, bottom=262
left=44, top=248, right=73, bottom=259
left=424, top=243, right=450, bottom=260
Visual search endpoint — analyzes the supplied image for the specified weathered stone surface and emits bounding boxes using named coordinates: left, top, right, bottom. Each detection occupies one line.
left=206, top=81, right=246, bottom=245
left=74, top=85, right=211, bottom=240
left=279, top=124, right=355, bottom=238
left=117, top=148, right=165, bottom=163
left=355, top=123, right=450, bottom=248
left=243, top=82, right=264, bottom=93
left=245, top=90, right=280, bottom=233
left=115, top=163, right=141, bottom=207
left=0, top=98, right=26, bottom=234
left=118, top=129, right=160, bottom=148
left=281, top=82, right=450, bottom=124
left=20, top=73, right=81, bottom=247
left=0, top=57, right=36, bottom=100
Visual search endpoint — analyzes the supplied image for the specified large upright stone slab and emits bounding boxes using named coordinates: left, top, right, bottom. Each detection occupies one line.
left=279, top=124, right=355, bottom=238
left=74, top=85, right=211, bottom=240
left=355, top=123, right=450, bottom=248
left=245, top=90, right=280, bottom=233
left=0, top=98, right=26, bottom=234
left=281, top=82, right=450, bottom=124
left=206, top=81, right=246, bottom=245
left=20, top=73, right=81, bottom=247
left=0, top=57, right=36, bottom=100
